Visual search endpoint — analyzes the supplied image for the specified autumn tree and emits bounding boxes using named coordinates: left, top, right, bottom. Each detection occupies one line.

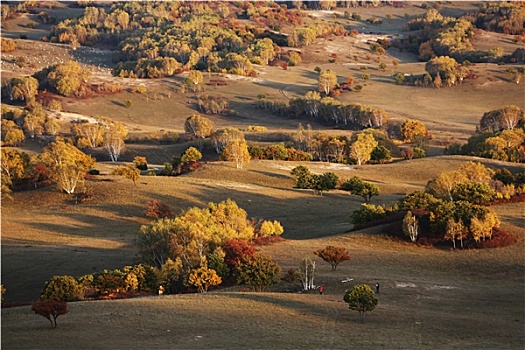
left=222, top=238, right=255, bottom=269
left=445, top=217, right=466, bottom=249
left=112, top=165, right=140, bottom=185
left=46, top=61, right=91, bottom=96
left=180, top=146, right=202, bottom=165
left=104, top=121, right=127, bottom=162
left=185, top=70, right=204, bottom=92
left=350, top=132, right=378, bottom=165
left=425, top=56, right=460, bottom=87
left=403, top=211, right=419, bottom=242
left=32, top=301, right=68, bottom=329
left=212, top=127, right=244, bottom=154
left=314, top=245, right=351, bottom=271
left=41, top=138, right=95, bottom=194
left=343, top=284, right=378, bottom=323
left=1, top=119, right=25, bottom=146
left=145, top=200, right=172, bottom=219
left=71, top=121, right=105, bottom=149
left=340, top=176, right=380, bottom=203
left=22, top=105, right=46, bottom=139
left=1, top=148, right=29, bottom=190
left=40, top=275, right=83, bottom=302
left=184, top=114, right=214, bottom=139
left=7, top=76, right=39, bottom=103
left=235, top=254, right=282, bottom=292
left=400, top=119, right=428, bottom=143
left=187, top=264, right=222, bottom=293
left=318, top=69, right=338, bottom=95
left=222, top=139, right=251, bottom=169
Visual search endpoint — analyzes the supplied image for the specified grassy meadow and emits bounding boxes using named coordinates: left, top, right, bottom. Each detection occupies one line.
left=1, top=1, right=525, bottom=349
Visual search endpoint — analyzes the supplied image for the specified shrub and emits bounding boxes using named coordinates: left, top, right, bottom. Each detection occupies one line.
left=145, top=200, right=172, bottom=219
left=133, top=156, right=148, bottom=170
left=40, top=275, right=83, bottom=302
left=246, top=125, right=268, bottom=132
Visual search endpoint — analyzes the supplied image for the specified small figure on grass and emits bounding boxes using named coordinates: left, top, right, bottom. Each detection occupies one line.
left=375, top=283, right=380, bottom=294
left=158, top=285, right=165, bottom=296
left=319, top=286, right=323, bottom=295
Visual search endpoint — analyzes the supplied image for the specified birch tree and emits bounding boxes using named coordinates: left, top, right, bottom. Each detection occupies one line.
left=403, top=211, right=419, bottom=242
left=318, top=69, right=337, bottom=95
left=222, top=139, right=250, bottom=169
left=350, top=132, right=378, bottom=166
left=296, top=257, right=316, bottom=291
left=41, top=139, right=95, bottom=194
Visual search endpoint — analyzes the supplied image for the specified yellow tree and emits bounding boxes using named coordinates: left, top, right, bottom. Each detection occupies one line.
left=458, top=161, right=494, bottom=183
left=8, top=76, right=39, bottom=104
left=104, top=122, right=127, bottom=162
left=184, top=114, right=214, bottom=139
left=318, top=69, right=337, bottom=95
left=350, top=132, right=378, bottom=166
left=222, top=139, right=250, bottom=169
left=185, top=70, right=204, bottom=93
left=112, top=165, right=140, bottom=185
left=427, top=170, right=468, bottom=201
left=400, top=119, right=428, bottom=143
left=41, top=138, right=95, bottom=194
left=187, top=265, right=222, bottom=293
left=1, top=119, right=25, bottom=146
left=71, top=122, right=105, bottom=149
left=1, top=148, right=28, bottom=199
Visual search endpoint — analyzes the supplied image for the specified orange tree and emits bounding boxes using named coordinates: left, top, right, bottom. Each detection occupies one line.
left=314, top=245, right=351, bottom=271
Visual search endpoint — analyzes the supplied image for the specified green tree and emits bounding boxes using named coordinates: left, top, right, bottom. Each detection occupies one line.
left=350, top=132, right=378, bottom=165
left=340, top=176, right=380, bottom=203
left=370, top=145, right=391, bottom=164
left=314, top=245, right=351, bottom=271
left=350, top=203, right=386, bottom=225
left=343, top=284, right=378, bottom=323
left=40, top=275, right=83, bottom=302
left=137, top=218, right=173, bottom=268
left=451, top=182, right=495, bottom=205
left=41, top=138, right=95, bottom=194
left=318, top=69, right=338, bottom=95
left=31, top=301, right=68, bottom=329
left=222, top=139, right=250, bottom=169
left=311, top=172, right=339, bottom=196
left=235, top=254, right=282, bottom=292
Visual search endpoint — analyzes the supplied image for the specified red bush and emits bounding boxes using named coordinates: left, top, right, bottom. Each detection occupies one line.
left=222, top=239, right=255, bottom=269
left=31, top=300, right=68, bottom=328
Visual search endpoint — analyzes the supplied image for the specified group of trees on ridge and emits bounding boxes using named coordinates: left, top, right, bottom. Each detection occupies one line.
left=351, top=161, right=524, bottom=249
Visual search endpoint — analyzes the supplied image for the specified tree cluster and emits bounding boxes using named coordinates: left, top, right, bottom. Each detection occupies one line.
left=445, top=105, right=525, bottom=163
left=136, top=199, right=283, bottom=292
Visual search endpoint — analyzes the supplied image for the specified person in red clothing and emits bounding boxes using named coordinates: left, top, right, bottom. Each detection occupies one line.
left=319, top=286, right=323, bottom=295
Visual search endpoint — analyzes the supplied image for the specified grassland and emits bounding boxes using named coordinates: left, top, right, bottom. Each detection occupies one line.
left=1, top=2, right=525, bottom=349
